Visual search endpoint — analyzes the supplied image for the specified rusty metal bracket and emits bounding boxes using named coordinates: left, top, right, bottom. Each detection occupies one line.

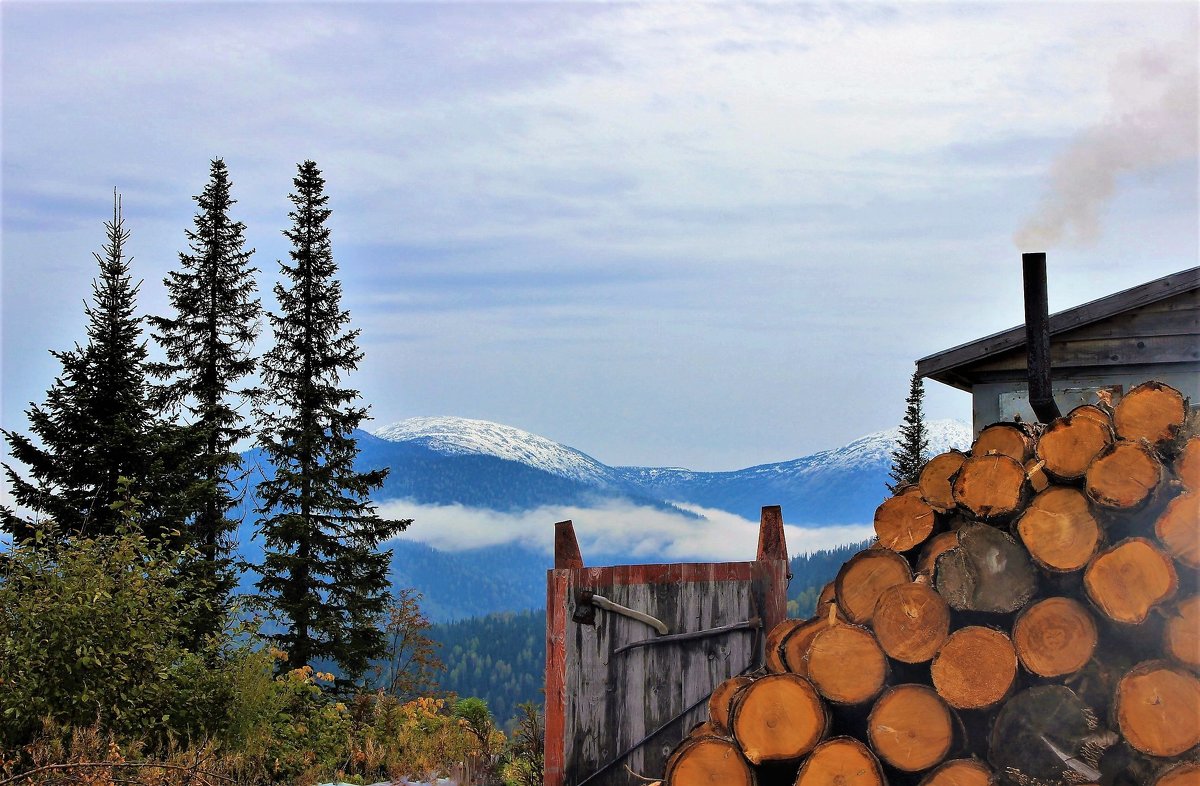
left=612, top=617, right=761, bottom=656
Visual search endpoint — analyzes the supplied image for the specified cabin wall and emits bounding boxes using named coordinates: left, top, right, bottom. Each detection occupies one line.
left=970, top=367, right=1200, bottom=433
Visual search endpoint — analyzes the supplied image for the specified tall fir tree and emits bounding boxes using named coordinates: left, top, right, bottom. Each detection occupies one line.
left=255, top=161, right=410, bottom=682
left=149, top=158, right=261, bottom=639
left=888, top=368, right=930, bottom=493
left=2, top=193, right=183, bottom=542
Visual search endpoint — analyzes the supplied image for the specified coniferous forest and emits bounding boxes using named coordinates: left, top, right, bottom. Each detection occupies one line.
left=0, top=161, right=538, bottom=786
left=0, top=161, right=879, bottom=786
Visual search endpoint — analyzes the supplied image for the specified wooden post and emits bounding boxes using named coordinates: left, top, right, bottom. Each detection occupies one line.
left=554, top=519, right=584, bottom=569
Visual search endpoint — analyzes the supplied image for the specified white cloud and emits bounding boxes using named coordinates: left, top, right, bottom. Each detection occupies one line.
left=375, top=498, right=873, bottom=563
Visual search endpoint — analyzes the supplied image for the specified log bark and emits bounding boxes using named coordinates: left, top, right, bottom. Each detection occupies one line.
left=952, top=454, right=1030, bottom=521
left=972, top=422, right=1036, bottom=462
left=1085, top=440, right=1167, bottom=511
left=1036, top=411, right=1114, bottom=482
left=987, top=685, right=1100, bottom=786
left=708, top=675, right=755, bottom=734
left=1164, top=595, right=1200, bottom=670
left=934, top=524, right=1038, bottom=614
left=1012, top=596, right=1098, bottom=678
left=1014, top=486, right=1101, bottom=572
left=1084, top=537, right=1179, bottom=624
left=875, top=487, right=939, bottom=553
left=920, top=451, right=967, bottom=514
left=1114, top=380, right=1188, bottom=447
left=729, top=673, right=828, bottom=765
left=1156, top=490, right=1200, bottom=570
left=931, top=626, right=1017, bottom=711
left=793, top=736, right=886, bottom=786
left=918, top=759, right=996, bottom=786
left=665, top=734, right=757, bottom=786
left=805, top=623, right=889, bottom=706
left=867, top=684, right=954, bottom=772
left=1114, top=660, right=1200, bottom=757
left=835, top=548, right=914, bottom=624
left=871, top=581, right=951, bottom=664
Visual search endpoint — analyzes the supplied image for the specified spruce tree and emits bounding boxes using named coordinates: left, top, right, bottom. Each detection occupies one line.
left=255, top=161, right=410, bottom=682
left=149, top=159, right=261, bottom=635
left=2, top=193, right=181, bottom=542
left=888, top=369, right=929, bottom=493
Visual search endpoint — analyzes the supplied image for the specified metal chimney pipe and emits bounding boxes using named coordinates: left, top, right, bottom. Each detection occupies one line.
left=1022, top=252, right=1061, bottom=423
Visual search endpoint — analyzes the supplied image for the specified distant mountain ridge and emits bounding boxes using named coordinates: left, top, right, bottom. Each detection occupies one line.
left=235, top=416, right=971, bottom=622
left=368, top=415, right=972, bottom=524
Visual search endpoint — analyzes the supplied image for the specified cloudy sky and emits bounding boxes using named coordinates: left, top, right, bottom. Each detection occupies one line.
left=3, top=2, right=1198, bottom=475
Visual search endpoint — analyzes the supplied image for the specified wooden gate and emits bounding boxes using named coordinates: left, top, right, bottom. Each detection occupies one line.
left=544, top=506, right=790, bottom=786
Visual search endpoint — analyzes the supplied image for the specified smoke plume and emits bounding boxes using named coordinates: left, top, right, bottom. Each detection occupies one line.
left=1014, top=42, right=1198, bottom=250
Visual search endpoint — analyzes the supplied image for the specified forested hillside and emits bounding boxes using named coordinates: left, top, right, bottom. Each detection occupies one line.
left=432, top=610, right=546, bottom=728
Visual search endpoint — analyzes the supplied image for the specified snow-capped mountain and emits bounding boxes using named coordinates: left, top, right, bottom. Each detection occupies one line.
left=366, top=416, right=972, bottom=523
left=373, top=416, right=617, bottom=486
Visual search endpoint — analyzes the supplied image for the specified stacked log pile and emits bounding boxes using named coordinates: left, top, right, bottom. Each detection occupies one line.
left=664, top=381, right=1200, bottom=786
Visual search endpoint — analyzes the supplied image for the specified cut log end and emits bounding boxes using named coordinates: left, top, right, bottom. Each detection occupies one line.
left=868, top=684, right=954, bottom=772
left=874, top=490, right=938, bottom=553
left=805, top=623, right=888, bottom=705
left=920, top=450, right=967, bottom=513
left=1116, top=660, right=1200, bottom=757
left=1085, top=439, right=1165, bottom=510
left=1013, top=596, right=1098, bottom=677
left=665, top=735, right=755, bottom=786
left=1156, top=490, right=1200, bottom=570
left=1176, top=436, right=1200, bottom=491
left=952, top=453, right=1029, bottom=521
left=1015, top=486, right=1100, bottom=572
left=1036, top=413, right=1113, bottom=482
left=1114, top=380, right=1187, bottom=446
left=780, top=617, right=826, bottom=676
left=972, top=422, right=1036, bottom=462
left=1084, top=537, right=1178, bottom=624
left=835, top=548, right=914, bottom=624
left=871, top=581, right=951, bottom=664
left=1156, top=761, right=1200, bottom=786
left=932, top=626, right=1017, bottom=710
left=935, top=524, right=1038, bottom=614
left=765, top=619, right=803, bottom=674
left=708, top=675, right=754, bottom=734
left=730, top=673, right=827, bottom=765
left=1164, top=595, right=1200, bottom=670
left=918, top=759, right=996, bottom=786
left=794, top=736, right=886, bottom=786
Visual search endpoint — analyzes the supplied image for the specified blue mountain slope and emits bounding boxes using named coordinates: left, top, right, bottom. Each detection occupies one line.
left=232, top=416, right=971, bottom=621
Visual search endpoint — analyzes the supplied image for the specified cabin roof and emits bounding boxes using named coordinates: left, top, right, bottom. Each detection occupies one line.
left=917, top=266, right=1200, bottom=391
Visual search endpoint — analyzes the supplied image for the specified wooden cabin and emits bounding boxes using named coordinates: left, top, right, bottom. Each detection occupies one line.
left=917, top=266, right=1200, bottom=432
left=544, top=509, right=789, bottom=786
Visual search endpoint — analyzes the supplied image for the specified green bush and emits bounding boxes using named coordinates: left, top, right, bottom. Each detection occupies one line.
left=0, top=525, right=276, bottom=753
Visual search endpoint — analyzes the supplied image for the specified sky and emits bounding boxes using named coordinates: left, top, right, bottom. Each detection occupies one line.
left=3, top=1, right=1198, bottom=477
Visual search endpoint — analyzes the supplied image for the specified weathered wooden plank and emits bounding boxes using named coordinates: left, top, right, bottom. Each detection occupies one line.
left=557, top=570, right=774, bottom=785
left=1059, top=302, right=1200, bottom=341
left=968, top=333, right=1200, bottom=373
